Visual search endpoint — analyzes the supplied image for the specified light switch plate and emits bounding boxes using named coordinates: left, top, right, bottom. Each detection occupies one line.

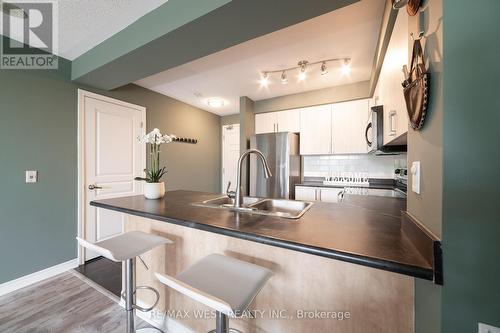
left=25, top=170, right=38, bottom=183
left=411, top=161, right=420, bottom=194
left=479, top=323, right=500, bottom=333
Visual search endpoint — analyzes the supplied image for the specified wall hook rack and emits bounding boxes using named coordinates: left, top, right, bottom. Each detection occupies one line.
left=173, top=137, right=198, bottom=144
left=410, top=31, right=425, bottom=41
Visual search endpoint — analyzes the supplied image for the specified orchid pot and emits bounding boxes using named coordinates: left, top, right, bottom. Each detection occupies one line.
left=135, top=128, right=176, bottom=200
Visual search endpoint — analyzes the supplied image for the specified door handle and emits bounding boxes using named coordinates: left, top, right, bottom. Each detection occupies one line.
left=88, top=184, right=103, bottom=190
left=389, top=111, right=397, bottom=137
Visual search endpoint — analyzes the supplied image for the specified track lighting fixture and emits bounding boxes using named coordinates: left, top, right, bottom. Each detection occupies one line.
left=259, top=57, right=351, bottom=85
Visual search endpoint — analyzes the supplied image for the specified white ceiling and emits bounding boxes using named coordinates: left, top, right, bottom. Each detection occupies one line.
left=0, top=0, right=168, bottom=60
left=136, top=0, right=385, bottom=116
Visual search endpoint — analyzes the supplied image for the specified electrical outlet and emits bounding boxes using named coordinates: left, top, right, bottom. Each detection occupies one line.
left=479, top=323, right=500, bottom=333
left=411, top=161, right=420, bottom=194
left=25, top=170, right=38, bottom=183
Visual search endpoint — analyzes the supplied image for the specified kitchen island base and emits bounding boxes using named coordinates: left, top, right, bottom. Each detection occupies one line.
left=124, top=214, right=414, bottom=333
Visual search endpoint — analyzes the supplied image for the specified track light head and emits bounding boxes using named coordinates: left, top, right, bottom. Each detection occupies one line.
left=281, top=71, right=288, bottom=84
left=321, top=62, right=328, bottom=76
left=341, top=58, right=351, bottom=75
left=298, top=60, right=308, bottom=81
left=260, top=72, right=269, bottom=86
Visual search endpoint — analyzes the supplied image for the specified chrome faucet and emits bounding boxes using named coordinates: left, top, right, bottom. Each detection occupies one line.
left=234, top=149, right=272, bottom=208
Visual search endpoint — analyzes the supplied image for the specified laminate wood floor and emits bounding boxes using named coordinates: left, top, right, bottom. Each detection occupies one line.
left=74, top=256, right=122, bottom=297
left=0, top=271, right=152, bottom=333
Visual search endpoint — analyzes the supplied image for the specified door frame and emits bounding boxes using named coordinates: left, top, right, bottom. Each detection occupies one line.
left=221, top=123, right=240, bottom=193
left=77, top=89, right=146, bottom=265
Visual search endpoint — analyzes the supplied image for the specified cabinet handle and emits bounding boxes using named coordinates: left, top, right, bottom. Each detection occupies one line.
left=276, top=123, right=279, bottom=132
left=273, top=123, right=276, bottom=132
left=389, top=111, right=397, bottom=137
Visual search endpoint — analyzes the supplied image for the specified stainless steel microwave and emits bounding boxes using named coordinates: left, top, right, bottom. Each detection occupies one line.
left=365, top=105, right=407, bottom=154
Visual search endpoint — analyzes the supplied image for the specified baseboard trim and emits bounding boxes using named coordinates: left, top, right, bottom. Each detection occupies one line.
left=0, top=258, right=79, bottom=297
left=135, top=299, right=194, bottom=333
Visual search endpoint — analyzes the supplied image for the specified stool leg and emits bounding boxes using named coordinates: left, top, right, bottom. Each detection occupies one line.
left=125, top=258, right=136, bottom=333
left=215, top=312, right=229, bottom=333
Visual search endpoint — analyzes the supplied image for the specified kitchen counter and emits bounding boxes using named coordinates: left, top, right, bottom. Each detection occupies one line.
left=91, top=190, right=436, bottom=281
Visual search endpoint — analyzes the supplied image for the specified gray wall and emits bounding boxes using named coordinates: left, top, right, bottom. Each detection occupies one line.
left=404, top=0, right=446, bottom=333
left=221, top=114, right=240, bottom=125
left=407, top=0, right=443, bottom=239
left=0, top=58, right=221, bottom=284
left=406, top=1, right=444, bottom=333
left=442, top=0, right=500, bottom=331
left=88, top=84, right=221, bottom=193
left=239, top=97, right=255, bottom=195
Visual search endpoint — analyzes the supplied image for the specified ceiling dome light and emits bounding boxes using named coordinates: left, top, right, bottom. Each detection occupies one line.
left=320, top=62, right=328, bottom=76
left=281, top=71, right=288, bottom=84
left=341, top=58, right=351, bottom=76
left=207, top=98, right=225, bottom=108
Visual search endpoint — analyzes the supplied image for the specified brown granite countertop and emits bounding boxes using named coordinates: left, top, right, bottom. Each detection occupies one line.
left=91, top=190, right=433, bottom=280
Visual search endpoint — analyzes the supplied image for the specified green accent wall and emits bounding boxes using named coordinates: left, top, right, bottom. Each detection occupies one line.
left=442, top=0, right=500, bottom=331
left=0, top=62, right=78, bottom=283
left=0, top=52, right=221, bottom=285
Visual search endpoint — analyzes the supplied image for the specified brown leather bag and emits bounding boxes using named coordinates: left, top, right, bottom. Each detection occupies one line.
left=402, top=39, right=429, bottom=130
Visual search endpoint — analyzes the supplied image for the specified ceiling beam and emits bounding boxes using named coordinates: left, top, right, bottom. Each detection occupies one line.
left=368, top=0, right=398, bottom=96
left=72, top=0, right=359, bottom=90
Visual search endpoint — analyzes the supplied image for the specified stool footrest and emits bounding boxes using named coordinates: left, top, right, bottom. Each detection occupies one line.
left=121, top=286, right=160, bottom=312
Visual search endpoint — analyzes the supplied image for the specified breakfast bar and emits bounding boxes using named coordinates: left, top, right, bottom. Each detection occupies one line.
left=91, top=190, right=440, bottom=333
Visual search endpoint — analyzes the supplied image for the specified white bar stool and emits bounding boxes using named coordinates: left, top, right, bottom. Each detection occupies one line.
left=77, top=231, right=172, bottom=333
left=155, top=254, right=272, bottom=333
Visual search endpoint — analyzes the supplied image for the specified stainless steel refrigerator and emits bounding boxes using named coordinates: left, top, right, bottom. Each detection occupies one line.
left=249, top=132, right=300, bottom=199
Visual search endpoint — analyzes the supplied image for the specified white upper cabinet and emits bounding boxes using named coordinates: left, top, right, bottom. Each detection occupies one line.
left=332, top=99, right=370, bottom=154
left=275, top=109, right=300, bottom=133
left=300, top=104, right=332, bottom=155
left=375, top=11, right=409, bottom=145
left=255, top=109, right=301, bottom=134
left=255, top=112, right=277, bottom=134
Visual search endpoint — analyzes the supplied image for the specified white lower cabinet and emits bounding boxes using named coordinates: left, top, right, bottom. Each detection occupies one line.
left=295, top=186, right=343, bottom=203
left=318, top=187, right=344, bottom=203
left=295, top=186, right=317, bottom=201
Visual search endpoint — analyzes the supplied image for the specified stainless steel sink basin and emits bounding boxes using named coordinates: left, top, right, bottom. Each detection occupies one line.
left=192, top=196, right=313, bottom=219
left=248, top=199, right=313, bottom=219
left=194, top=196, right=261, bottom=208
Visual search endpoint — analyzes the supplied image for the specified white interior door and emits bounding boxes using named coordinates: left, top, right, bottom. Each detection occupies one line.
left=80, top=90, right=146, bottom=262
left=222, top=124, right=240, bottom=193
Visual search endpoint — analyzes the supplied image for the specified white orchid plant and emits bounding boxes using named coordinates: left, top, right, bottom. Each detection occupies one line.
left=135, top=128, right=176, bottom=183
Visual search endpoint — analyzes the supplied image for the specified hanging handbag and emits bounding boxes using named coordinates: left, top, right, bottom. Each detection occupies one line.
left=402, top=38, right=429, bottom=130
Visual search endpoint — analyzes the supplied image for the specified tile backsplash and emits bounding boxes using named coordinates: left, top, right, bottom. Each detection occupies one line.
left=303, top=154, right=407, bottom=179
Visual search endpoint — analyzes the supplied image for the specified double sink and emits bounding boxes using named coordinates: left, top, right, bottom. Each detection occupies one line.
left=193, top=196, right=313, bottom=219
